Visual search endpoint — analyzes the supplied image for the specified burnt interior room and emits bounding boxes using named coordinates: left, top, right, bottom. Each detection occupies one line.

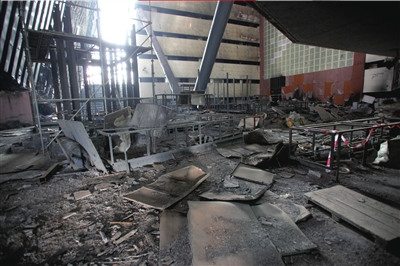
left=1, top=1, right=400, bottom=265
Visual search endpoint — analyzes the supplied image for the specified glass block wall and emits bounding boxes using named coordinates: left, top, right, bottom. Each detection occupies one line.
left=264, top=20, right=354, bottom=79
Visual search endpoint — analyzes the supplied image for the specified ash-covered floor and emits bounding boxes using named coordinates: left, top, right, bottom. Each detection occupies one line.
left=1, top=138, right=399, bottom=265
left=1, top=101, right=400, bottom=265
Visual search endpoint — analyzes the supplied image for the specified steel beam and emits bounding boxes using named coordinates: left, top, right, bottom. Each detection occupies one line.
left=194, top=1, right=233, bottom=91
left=136, top=8, right=180, bottom=94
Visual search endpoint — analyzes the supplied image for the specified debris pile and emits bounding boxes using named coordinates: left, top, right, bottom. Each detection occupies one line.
left=1, top=100, right=400, bottom=265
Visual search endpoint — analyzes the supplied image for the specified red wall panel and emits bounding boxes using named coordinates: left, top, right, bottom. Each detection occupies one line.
left=260, top=52, right=365, bottom=105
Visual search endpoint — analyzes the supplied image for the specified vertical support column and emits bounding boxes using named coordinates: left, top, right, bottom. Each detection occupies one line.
left=95, top=4, right=108, bottom=115
left=18, top=2, right=44, bottom=153
left=101, top=46, right=112, bottom=113
left=53, top=4, right=72, bottom=113
left=246, top=76, right=250, bottom=112
left=109, top=49, right=118, bottom=110
left=49, top=48, right=62, bottom=118
left=136, top=8, right=179, bottom=94
left=222, top=80, right=225, bottom=109
left=194, top=1, right=233, bottom=92
left=64, top=5, right=81, bottom=120
left=233, top=78, right=236, bottom=106
left=114, top=49, right=122, bottom=109
left=217, top=82, right=220, bottom=102
left=82, top=62, right=92, bottom=121
left=289, top=129, right=293, bottom=157
left=131, top=25, right=140, bottom=106
left=241, top=79, right=244, bottom=111
left=125, top=38, right=134, bottom=108
left=226, top=72, right=229, bottom=113
left=212, top=81, right=215, bottom=106
left=122, top=74, right=128, bottom=108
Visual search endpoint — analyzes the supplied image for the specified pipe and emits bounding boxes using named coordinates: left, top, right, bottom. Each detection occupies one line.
left=194, top=1, right=233, bottom=91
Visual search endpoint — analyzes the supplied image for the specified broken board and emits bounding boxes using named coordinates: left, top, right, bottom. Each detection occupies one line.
left=58, top=120, right=108, bottom=173
left=304, top=185, right=400, bottom=248
left=231, top=162, right=275, bottom=186
left=187, top=201, right=284, bottom=266
left=123, top=165, right=209, bottom=210
left=251, top=202, right=317, bottom=256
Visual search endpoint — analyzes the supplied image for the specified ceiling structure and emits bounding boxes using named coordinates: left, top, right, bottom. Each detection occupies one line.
left=249, top=1, right=400, bottom=57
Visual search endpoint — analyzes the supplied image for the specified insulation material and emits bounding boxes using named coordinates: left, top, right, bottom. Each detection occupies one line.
left=373, top=141, right=389, bottom=165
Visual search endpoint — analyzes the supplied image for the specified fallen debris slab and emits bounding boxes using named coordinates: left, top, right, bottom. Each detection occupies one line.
left=0, top=170, right=42, bottom=184
left=261, top=190, right=311, bottom=223
left=199, top=176, right=269, bottom=201
left=242, top=143, right=285, bottom=167
left=251, top=202, right=317, bottom=256
left=231, top=162, right=275, bottom=186
left=159, top=210, right=191, bottom=266
left=58, top=120, right=108, bottom=173
left=199, top=163, right=274, bottom=201
left=217, top=144, right=263, bottom=159
left=0, top=151, right=52, bottom=174
left=187, top=201, right=284, bottom=266
left=304, top=185, right=400, bottom=250
left=216, top=147, right=242, bottom=158
left=312, top=105, right=335, bottom=122
left=123, top=165, right=209, bottom=210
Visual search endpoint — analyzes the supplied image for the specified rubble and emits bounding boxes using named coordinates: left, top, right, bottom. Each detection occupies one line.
left=1, top=101, right=400, bottom=265
left=73, top=190, right=92, bottom=200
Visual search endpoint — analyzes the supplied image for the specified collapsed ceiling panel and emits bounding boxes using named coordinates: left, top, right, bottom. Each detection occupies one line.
left=249, top=2, right=400, bottom=57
